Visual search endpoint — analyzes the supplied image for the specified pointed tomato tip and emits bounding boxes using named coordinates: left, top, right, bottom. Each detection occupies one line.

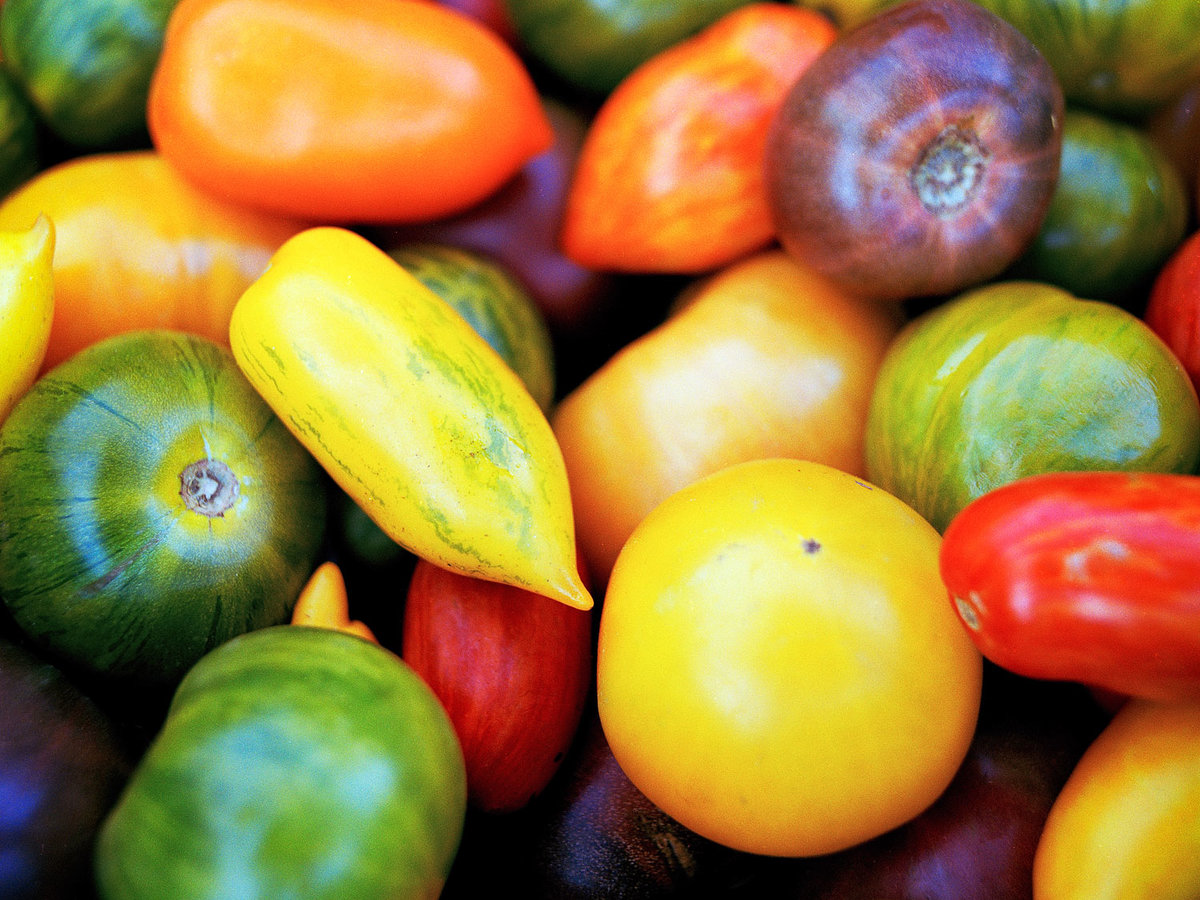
left=549, top=574, right=594, bottom=611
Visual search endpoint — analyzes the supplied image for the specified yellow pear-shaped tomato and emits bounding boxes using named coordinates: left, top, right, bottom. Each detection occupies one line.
left=596, top=458, right=982, bottom=857
left=0, top=213, right=53, bottom=424
left=229, top=226, right=591, bottom=610
left=553, top=249, right=901, bottom=584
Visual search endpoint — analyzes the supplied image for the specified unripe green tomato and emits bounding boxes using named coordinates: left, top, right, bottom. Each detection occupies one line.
left=865, top=281, right=1200, bottom=533
left=1011, top=107, right=1189, bottom=302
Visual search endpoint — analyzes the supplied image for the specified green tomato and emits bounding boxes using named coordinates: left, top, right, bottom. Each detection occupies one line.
left=973, top=0, right=1200, bottom=117
left=0, top=330, right=327, bottom=687
left=0, top=0, right=178, bottom=147
left=865, top=281, right=1200, bottom=533
left=505, top=0, right=753, bottom=94
left=94, top=625, right=467, bottom=900
left=388, top=242, right=556, bottom=412
left=1011, top=107, right=1189, bottom=302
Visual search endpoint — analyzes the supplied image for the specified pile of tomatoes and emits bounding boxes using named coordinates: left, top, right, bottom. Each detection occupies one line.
left=0, top=0, right=1198, bottom=898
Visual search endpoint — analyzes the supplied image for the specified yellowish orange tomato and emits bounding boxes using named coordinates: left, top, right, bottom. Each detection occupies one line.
left=0, top=151, right=308, bottom=371
left=552, top=249, right=902, bottom=584
left=1033, top=697, right=1200, bottom=900
left=596, top=458, right=982, bottom=857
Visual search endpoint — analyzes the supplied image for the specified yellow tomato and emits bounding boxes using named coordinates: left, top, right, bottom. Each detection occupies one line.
left=0, top=213, right=53, bottom=423
left=596, top=458, right=982, bottom=857
left=1033, top=698, right=1200, bottom=900
left=229, top=226, right=591, bottom=611
left=552, top=249, right=901, bottom=585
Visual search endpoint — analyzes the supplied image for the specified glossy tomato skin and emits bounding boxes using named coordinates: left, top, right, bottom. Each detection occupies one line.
left=1011, top=107, right=1190, bottom=303
left=505, top=0, right=753, bottom=94
left=1144, top=229, right=1200, bottom=394
left=974, top=0, right=1200, bottom=118
left=553, top=249, right=902, bottom=585
left=1033, top=697, right=1200, bottom=900
left=148, top=0, right=552, bottom=223
left=940, top=471, right=1200, bottom=703
left=765, top=0, right=1063, bottom=303
left=866, top=280, right=1200, bottom=533
left=0, top=150, right=308, bottom=372
left=559, top=3, right=837, bottom=274
left=401, top=558, right=593, bottom=814
left=597, top=458, right=982, bottom=858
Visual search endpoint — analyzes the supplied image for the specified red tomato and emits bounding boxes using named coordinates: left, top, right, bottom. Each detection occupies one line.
left=148, top=0, right=552, bottom=223
left=940, top=470, right=1200, bottom=703
left=402, top=558, right=593, bottom=814
left=560, top=3, right=837, bottom=273
left=1144, top=229, right=1200, bottom=393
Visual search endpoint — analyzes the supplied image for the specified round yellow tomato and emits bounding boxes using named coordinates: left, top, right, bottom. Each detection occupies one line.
left=595, top=458, right=982, bottom=857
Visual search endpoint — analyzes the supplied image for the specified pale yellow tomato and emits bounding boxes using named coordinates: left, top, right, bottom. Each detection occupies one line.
left=595, top=458, right=982, bottom=857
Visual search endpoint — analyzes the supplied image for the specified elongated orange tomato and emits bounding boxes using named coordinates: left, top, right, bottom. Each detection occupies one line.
left=561, top=3, right=837, bottom=273
left=148, top=0, right=553, bottom=223
left=0, top=150, right=308, bottom=371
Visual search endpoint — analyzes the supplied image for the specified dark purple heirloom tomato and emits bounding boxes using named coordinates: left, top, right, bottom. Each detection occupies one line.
left=764, top=0, right=1064, bottom=303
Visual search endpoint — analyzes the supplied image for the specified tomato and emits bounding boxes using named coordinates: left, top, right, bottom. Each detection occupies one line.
left=95, top=626, right=468, bottom=900
left=596, top=458, right=982, bottom=857
left=552, top=248, right=902, bottom=584
left=1033, top=697, right=1200, bottom=900
left=941, top=471, right=1200, bottom=703
left=974, top=0, right=1200, bottom=117
left=505, top=0, right=754, bottom=94
left=866, top=280, right=1200, bottom=533
left=0, top=214, right=53, bottom=424
left=0, top=330, right=328, bottom=687
left=560, top=3, right=837, bottom=274
left=229, top=226, right=591, bottom=611
left=148, top=0, right=552, bottom=223
left=402, top=557, right=593, bottom=814
left=1011, top=107, right=1190, bottom=302
left=765, top=0, right=1063, bottom=303
left=0, top=150, right=308, bottom=372
left=1144, top=229, right=1200, bottom=395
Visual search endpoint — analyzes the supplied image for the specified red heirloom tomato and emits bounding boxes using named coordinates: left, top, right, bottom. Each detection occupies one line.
left=1144, top=229, right=1200, bottom=394
left=402, top=558, right=593, bottom=814
left=765, top=0, right=1063, bottom=302
left=940, top=471, right=1200, bottom=703
left=560, top=3, right=837, bottom=274
left=148, top=0, right=552, bottom=223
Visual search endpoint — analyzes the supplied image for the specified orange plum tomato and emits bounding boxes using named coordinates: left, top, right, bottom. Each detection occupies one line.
left=147, top=0, right=552, bottom=223
left=595, top=458, right=983, bottom=858
left=1033, top=697, right=1200, bottom=900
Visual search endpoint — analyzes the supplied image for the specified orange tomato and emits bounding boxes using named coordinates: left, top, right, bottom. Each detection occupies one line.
left=1033, top=697, right=1200, bottom=900
left=0, top=150, right=308, bottom=371
left=596, top=458, right=982, bottom=856
left=560, top=3, right=837, bottom=273
left=148, top=0, right=553, bottom=223
left=552, top=249, right=902, bottom=584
